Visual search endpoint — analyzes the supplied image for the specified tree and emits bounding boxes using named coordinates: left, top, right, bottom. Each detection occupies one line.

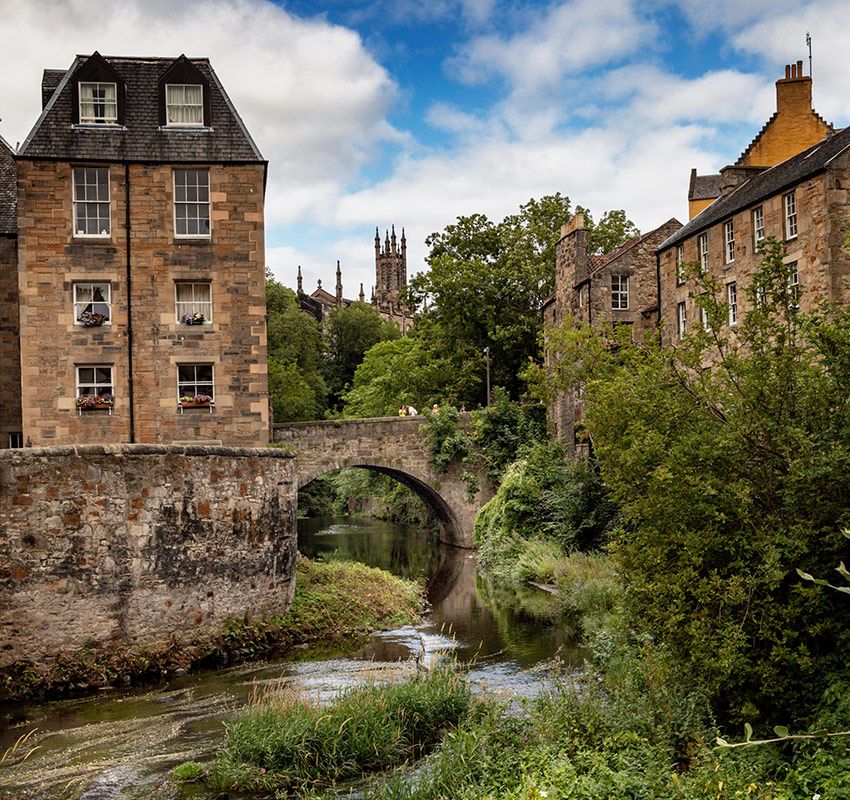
left=409, top=195, right=638, bottom=407
left=342, top=337, right=454, bottom=418
left=584, top=208, right=640, bottom=256
left=322, top=302, right=400, bottom=410
left=542, top=239, right=850, bottom=724
left=266, top=277, right=327, bottom=421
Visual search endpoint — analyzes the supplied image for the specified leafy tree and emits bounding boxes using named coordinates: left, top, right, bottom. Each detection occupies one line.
left=409, top=195, right=637, bottom=406
left=322, top=302, right=400, bottom=410
left=584, top=208, right=640, bottom=256
left=266, top=277, right=327, bottom=421
left=541, top=238, right=850, bottom=724
left=342, top=337, right=454, bottom=418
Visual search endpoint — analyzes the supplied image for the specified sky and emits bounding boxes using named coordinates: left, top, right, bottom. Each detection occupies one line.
left=1, top=0, right=849, bottom=297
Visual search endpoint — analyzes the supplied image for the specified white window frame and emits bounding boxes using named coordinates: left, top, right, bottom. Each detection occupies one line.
left=177, top=363, right=215, bottom=400
left=73, top=282, right=112, bottom=325
left=698, top=233, right=709, bottom=272
left=677, top=301, right=687, bottom=339
left=76, top=364, right=114, bottom=398
left=8, top=432, right=23, bottom=449
left=611, top=274, right=629, bottom=310
left=175, top=281, right=213, bottom=323
left=788, top=262, right=800, bottom=312
left=165, top=84, right=204, bottom=127
left=78, top=81, right=118, bottom=125
left=724, top=220, right=735, bottom=264
left=784, top=191, right=798, bottom=240
left=753, top=206, right=765, bottom=246
left=173, top=169, right=211, bottom=239
left=700, top=305, right=711, bottom=332
left=676, top=244, right=685, bottom=284
left=72, top=167, right=111, bottom=238
left=727, top=282, right=738, bottom=326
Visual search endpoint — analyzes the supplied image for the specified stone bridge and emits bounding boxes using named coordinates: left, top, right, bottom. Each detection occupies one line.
left=273, top=417, right=492, bottom=548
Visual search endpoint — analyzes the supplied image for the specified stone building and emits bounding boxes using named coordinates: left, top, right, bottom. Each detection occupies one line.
left=658, top=122, right=850, bottom=346
left=0, top=135, right=21, bottom=448
left=297, top=225, right=414, bottom=333
left=686, top=61, right=832, bottom=220
left=543, top=215, right=681, bottom=447
left=6, top=52, right=269, bottom=448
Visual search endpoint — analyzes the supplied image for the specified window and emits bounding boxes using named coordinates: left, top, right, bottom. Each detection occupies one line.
left=788, top=262, right=800, bottom=312
left=698, top=233, right=709, bottom=272
left=76, top=365, right=113, bottom=398
left=578, top=283, right=587, bottom=310
left=753, top=206, right=765, bottom=245
left=611, top=275, right=629, bottom=310
left=166, top=84, right=204, bottom=126
left=727, top=282, right=738, bottom=326
left=677, top=301, right=687, bottom=339
left=8, top=432, right=23, bottom=449
left=173, top=170, right=210, bottom=237
left=73, top=167, right=110, bottom=236
left=178, top=364, right=214, bottom=399
left=175, top=281, right=212, bottom=323
left=784, top=191, right=798, bottom=239
left=79, top=82, right=118, bottom=124
left=724, top=220, right=735, bottom=263
left=73, top=282, right=111, bottom=325
left=676, top=244, right=685, bottom=284
left=700, top=306, right=711, bottom=332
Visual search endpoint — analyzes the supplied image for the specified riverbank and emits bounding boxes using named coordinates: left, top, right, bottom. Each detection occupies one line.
left=1, top=558, right=424, bottom=703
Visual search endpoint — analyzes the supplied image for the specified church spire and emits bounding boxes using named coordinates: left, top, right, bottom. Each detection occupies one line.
left=297, top=264, right=303, bottom=293
left=359, top=282, right=365, bottom=302
left=335, top=259, right=342, bottom=307
left=391, top=224, right=397, bottom=254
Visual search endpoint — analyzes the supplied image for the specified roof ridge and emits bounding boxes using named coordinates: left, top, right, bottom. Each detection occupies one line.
left=18, top=56, right=81, bottom=156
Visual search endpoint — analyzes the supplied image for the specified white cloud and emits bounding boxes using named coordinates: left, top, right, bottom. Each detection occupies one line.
left=0, top=0, right=398, bottom=227
left=450, top=0, right=656, bottom=91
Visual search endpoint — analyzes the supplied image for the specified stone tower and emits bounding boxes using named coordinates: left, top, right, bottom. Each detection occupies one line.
left=374, top=225, right=407, bottom=314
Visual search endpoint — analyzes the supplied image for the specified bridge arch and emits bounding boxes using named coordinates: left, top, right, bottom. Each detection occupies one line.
left=274, top=417, right=492, bottom=549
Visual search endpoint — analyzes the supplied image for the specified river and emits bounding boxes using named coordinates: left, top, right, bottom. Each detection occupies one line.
left=0, top=516, right=582, bottom=800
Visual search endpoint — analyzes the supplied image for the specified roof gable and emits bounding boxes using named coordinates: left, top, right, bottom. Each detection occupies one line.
left=659, top=127, right=850, bottom=252
left=69, top=51, right=127, bottom=125
left=19, top=53, right=264, bottom=163
left=158, top=55, right=211, bottom=127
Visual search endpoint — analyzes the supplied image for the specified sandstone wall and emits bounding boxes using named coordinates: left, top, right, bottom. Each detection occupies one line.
left=0, top=444, right=297, bottom=669
left=273, top=417, right=490, bottom=548
left=16, top=160, right=268, bottom=447
left=0, top=234, right=20, bottom=446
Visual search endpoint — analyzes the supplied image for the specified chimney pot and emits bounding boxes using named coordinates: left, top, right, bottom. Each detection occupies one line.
left=785, top=64, right=791, bottom=79
left=797, top=59, right=804, bottom=76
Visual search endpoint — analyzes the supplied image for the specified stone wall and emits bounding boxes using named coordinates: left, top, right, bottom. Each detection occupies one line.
left=0, top=444, right=297, bottom=670
left=0, top=234, right=20, bottom=447
left=273, top=417, right=491, bottom=548
left=16, top=160, right=268, bottom=447
left=659, top=165, right=850, bottom=346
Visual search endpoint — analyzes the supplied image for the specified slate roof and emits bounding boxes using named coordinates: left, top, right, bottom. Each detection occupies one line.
left=689, top=171, right=722, bottom=201
left=19, top=54, right=264, bottom=163
left=589, top=218, right=681, bottom=273
left=660, top=127, right=850, bottom=251
left=0, top=135, right=16, bottom=235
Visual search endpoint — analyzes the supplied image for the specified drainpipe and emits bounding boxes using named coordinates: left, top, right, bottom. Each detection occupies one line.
left=655, top=250, right=662, bottom=332
left=124, top=162, right=136, bottom=443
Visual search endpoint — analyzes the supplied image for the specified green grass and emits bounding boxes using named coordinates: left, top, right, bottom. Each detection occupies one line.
left=191, top=665, right=472, bottom=795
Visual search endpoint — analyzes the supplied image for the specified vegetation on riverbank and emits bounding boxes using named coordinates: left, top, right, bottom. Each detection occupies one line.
left=175, top=666, right=471, bottom=795
left=0, top=559, right=423, bottom=702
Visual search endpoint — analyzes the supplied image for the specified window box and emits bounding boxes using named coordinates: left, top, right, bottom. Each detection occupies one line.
left=76, top=393, right=114, bottom=413
left=181, top=311, right=207, bottom=325
left=79, top=311, right=109, bottom=327
left=178, top=393, right=214, bottom=413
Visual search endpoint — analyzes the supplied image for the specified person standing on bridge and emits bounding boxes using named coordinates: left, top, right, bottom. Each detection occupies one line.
left=398, top=404, right=408, bottom=416
left=407, top=404, right=419, bottom=416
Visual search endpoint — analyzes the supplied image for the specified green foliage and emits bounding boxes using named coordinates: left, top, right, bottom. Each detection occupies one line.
left=171, top=761, right=205, bottom=783
left=322, top=302, right=400, bottom=409
left=408, top=196, right=638, bottom=407
left=202, top=666, right=471, bottom=795
left=342, top=337, right=454, bottom=418
left=542, top=237, right=850, bottom=724
left=583, top=208, right=640, bottom=256
left=474, top=441, right=619, bottom=579
left=266, top=276, right=327, bottom=421
left=423, top=405, right=475, bottom=475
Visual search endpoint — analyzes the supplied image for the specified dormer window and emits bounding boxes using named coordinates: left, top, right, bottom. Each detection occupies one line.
left=79, top=82, right=118, bottom=124
left=166, top=84, right=204, bottom=126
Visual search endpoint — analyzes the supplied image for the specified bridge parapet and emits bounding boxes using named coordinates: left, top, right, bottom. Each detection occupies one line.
left=273, top=416, right=491, bottom=547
